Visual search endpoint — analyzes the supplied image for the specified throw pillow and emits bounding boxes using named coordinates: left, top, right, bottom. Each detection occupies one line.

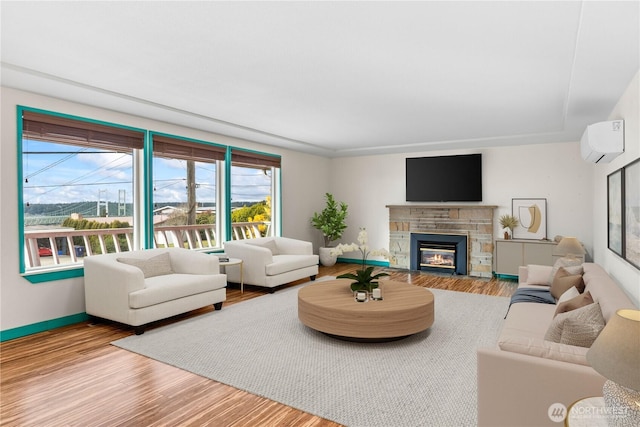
left=261, top=239, right=280, bottom=255
left=562, top=265, right=584, bottom=276
left=556, top=286, right=580, bottom=304
left=548, top=257, right=583, bottom=284
left=247, top=239, right=280, bottom=255
left=550, top=267, right=585, bottom=299
left=555, top=291, right=594, bottom=316
left=544, top=302, right=605, bottom=348
left=117, top=252, right=174, bottom=278
left=560, top=316, right=606, bottom=348
left=527, top=264, right=554, bottom=286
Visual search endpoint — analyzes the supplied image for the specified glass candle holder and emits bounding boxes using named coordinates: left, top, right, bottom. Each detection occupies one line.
left=354, top=290, right=368, bottom=303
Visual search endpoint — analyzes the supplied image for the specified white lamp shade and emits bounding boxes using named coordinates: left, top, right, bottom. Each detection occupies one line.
left=587, top=309, right=640, bottom=391
left=553, top=237, right=586, bottom=257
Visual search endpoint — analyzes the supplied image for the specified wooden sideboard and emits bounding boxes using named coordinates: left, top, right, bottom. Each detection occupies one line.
left=494, top=239, right=557, bottom=276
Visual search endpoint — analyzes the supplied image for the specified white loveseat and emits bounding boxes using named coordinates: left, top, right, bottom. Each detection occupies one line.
left=84, top=247, right=227, bottom=334
left=477, top=262, right=636, bottom=426
left=223, top=237, right=319, bottom=291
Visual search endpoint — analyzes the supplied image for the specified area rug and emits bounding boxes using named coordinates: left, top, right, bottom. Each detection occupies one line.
left=112, top=280, right=509, bottom=427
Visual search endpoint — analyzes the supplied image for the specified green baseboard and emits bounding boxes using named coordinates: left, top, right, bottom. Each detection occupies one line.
left=336, top=257, right=389, bottom=267
left=0, top=312, right=89, bottom=342
left=494, top=273, right=518, bottom=281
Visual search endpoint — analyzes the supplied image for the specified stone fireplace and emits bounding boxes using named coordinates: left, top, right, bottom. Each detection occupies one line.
left=411, top=233, right=468, bottom=275
left=387, top=205, right=496, bottom=278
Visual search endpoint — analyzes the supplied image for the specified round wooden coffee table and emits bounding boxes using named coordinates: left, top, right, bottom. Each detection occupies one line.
left=298, top=279, right=434, bottom=341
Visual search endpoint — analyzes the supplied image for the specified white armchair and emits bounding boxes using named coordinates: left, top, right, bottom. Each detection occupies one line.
left=223, top=237, right=319, bottom=292
left=83, top=247, right=227, bottom=334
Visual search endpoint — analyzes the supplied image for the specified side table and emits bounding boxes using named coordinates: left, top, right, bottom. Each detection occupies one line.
left=219, top=258, right=244, bottom=293
left=565, top=396, right=608, bottom=427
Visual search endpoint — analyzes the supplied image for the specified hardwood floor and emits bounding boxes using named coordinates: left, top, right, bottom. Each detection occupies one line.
left=0, top=264, right=517, bottom=426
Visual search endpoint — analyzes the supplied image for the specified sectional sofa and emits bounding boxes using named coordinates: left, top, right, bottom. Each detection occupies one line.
left=477, top=262, right=636, bottom=426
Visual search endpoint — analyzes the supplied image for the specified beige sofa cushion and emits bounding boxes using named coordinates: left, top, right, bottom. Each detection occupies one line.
left=247, top=238, right=280, bottom=255
left=117, top=252, right=174, bottom=278
left=265, top=254, right=318, bottom=276
left=583, top=263, right=637, bottom=322
left=129, top=273, right=225, bottom=308
left=500, top=302, right=557, bottom=340
left=526, top=264, right=554, bottom=286
left=557, top=286, right=580, bottom=304
left=544, top=302, right=605, bottom=347
left=525, top=263, right=583, bottom=286
left=550, top=267, right=584, bottom=299
left=499, top=289, right=600, bottom=364
left=498, top=335, right=590, bottom=365
left=555, top=291, right=593, bottom=316
left=549, top=258, right=583, bottom=284
left=560, top=318, right=605, bottom=347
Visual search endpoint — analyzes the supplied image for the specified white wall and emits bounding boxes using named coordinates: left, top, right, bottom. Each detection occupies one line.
left=0, top=87, right=330, bottom=331
left=328, top=71, right=639, bottom=306
left=593, top=71, right=640, bottom=306
left=2, top=71, right=638, bottom=333
left=329, top=142, right=594, bottom=259
left=282, top=151, right=332, bottom=246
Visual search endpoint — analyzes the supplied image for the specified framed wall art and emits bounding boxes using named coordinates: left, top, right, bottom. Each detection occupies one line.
left=624, top=158, right=639, bottom=269
left=608, top=169, right=623, bottom=256
left=512, top=198, right=547, bottom=240
left=608, top=157, right=640, bottom=271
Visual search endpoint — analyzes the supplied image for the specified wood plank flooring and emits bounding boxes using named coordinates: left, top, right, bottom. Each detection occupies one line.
left=0, top=264, right=517, bottom=427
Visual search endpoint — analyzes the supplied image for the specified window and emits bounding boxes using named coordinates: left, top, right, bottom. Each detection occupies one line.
left=20, top=108, right=144, bottom=274
left=18, top=107, right=283, bottom=280
left=151, top=133, right=226, bottom=250
left=230, top=148, right=281, bottom=239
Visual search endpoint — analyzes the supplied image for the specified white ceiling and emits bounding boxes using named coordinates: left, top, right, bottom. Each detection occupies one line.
left=1, top=1, right=638, bottom=158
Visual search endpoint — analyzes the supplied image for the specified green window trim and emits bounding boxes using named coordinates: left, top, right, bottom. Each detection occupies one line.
left=22, top=267, right=85, bottom=283
left=17, top=105, right=283, bottom=283
left=17, top=105, right=147, bottom=275
left=148, top=131, right=228, bottom=249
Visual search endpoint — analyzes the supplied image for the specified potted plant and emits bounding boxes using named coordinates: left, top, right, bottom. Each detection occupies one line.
left=311, top=193, right=348, bottom=266
left=332, top=228, right=390, bottom=292
left=499, top=214, right=519, bottom=239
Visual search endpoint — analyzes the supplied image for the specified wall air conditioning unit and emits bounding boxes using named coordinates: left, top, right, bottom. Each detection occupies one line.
left=580, top=120, right=624, bottom=163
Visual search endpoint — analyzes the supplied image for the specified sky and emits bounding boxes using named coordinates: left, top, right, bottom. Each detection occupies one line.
left=22, top=139, right=272, bottom=212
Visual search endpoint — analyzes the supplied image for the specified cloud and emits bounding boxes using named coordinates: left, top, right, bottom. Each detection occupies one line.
left=22, top=141, right=273, bottom=207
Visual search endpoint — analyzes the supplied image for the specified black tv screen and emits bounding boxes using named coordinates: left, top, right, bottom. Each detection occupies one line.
left=406, top=154, right=482, bottom=202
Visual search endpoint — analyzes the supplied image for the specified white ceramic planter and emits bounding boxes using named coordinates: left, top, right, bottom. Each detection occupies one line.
left=319, top=247, right=337, bottom=267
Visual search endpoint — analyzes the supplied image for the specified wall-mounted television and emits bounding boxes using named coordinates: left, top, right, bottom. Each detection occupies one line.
left=406, top=153, right=482, bottom=202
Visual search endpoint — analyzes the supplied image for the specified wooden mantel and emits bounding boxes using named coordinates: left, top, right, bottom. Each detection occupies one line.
left=386, top=204, right=498, bottom=209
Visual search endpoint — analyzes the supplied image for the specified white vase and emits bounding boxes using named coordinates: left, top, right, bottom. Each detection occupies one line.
left=319, top=247, right=337, bottom=267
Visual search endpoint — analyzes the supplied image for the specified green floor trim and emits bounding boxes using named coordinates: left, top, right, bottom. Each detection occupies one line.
left=336, top=257, right=389, bottom=267
left=0, top=312, right=89, bottom=342
left=494, top=273, right=518, bottom=281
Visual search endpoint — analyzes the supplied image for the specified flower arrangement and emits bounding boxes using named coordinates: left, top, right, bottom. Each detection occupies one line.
left=499, top=214, right=519, bottom=239
left=499, top=214, right=519, bottom=231
left=331, top=228, right=390, bottom=292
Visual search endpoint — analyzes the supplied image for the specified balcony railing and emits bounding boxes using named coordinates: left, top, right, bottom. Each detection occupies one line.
left=24, top=221, right=270, bottom=269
